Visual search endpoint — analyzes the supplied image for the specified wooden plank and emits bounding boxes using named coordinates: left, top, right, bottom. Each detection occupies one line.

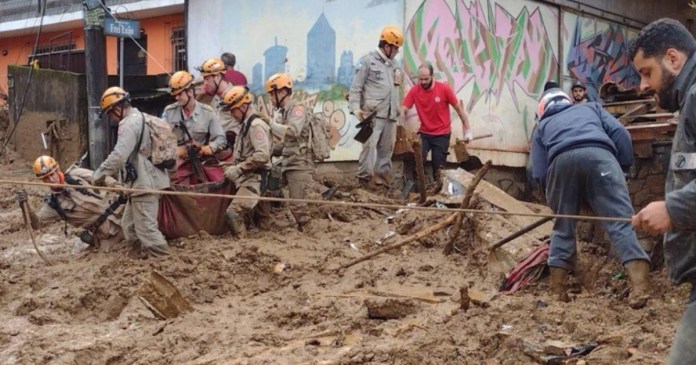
left=618, top=103, right=651, bottom=125
left=626, top=122, right=676, bottom=142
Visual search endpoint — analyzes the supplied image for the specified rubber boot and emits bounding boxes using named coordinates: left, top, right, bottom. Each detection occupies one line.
left=625, top=259, right=650, bottom=309
left=549, top=267, right=569, bottom=302
left=225, top=211, right=245, bottom=238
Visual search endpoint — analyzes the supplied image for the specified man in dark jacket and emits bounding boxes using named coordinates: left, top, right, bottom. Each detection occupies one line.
left=531, top=88, right=650, bottom=307
left=629, top=18, right=696, bottom=365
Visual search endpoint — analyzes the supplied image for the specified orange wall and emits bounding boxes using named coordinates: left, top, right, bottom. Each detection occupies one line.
left=0, top=13, right=183, bottom=96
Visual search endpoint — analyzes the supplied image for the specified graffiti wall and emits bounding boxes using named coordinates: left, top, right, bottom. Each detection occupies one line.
left=561, top=12, right=640, bottom=102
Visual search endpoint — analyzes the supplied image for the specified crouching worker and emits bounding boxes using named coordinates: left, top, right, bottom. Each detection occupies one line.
left=530, top=88, right=650, bottom=308
left=93, top=86, right=171, bottom=258
left=16, top=155, right=125, bottom=249
left=219, top=86, right=272, bottom=237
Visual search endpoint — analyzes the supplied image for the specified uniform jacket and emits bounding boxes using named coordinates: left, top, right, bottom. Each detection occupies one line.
left=212, top=94, right=242, bottom=135
left=231, top=107, right=272, bottom=185
left=93, top=108, right=170, bottom=194
left=162, top=101, right=226, bottom=152
left=349, top=49, right=400, bottom=121
left=662, top=53, right=696, bottom=284
left=272, top=100, right=314, bottom=171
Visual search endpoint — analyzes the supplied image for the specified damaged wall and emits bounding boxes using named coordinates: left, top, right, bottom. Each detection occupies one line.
left=8, top=66, right=87, bottom=168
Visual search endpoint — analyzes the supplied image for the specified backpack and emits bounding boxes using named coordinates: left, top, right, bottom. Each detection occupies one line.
left=134, top=112, right=178, bottom=170
left=307, top=111, right=332, bottom=162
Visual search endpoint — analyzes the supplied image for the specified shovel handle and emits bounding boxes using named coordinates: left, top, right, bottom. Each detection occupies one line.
left=456, top=133, right=493, bottom=144
left=487, top=216, right=553, bottom=251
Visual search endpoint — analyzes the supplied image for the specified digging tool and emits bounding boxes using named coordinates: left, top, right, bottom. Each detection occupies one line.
left=353, top=111, right=378, bottom=143
left=453, top=133, right=494, bottom=162
left=487, top=216, right=553, bottom=273
left=136, top=271, right=193, bottom=320
left=412, top=139, right=427, bottom=204
left=19, top=201, right=53, bottom=265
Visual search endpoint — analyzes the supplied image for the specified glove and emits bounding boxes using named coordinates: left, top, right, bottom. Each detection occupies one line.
left=198, top=145, right=213, bottom=156
left=16, top=190, right=27, bottom=204
left=224, top=166, right=244, bottom=182
left=177, top=146, right=188, bottom=159
left=464, top=130, right=473, bottom=142
left=93, top=174, right=107, bottom=187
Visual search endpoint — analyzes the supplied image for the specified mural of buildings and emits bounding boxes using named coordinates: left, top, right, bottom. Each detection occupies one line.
left=250, top=62, right=264, bottom=94
left=337, top=50, right=355, bottom=87
left=263, top=37, right=288, bottom=81
left=305, top=13, right=336, bottom=89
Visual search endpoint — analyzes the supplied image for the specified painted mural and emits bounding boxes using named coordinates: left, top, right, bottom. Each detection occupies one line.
left=562, top=13, right=640, bottom=102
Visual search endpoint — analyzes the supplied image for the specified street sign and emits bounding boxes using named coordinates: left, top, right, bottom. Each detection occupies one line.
left=103, top=18, right=141, bottom=39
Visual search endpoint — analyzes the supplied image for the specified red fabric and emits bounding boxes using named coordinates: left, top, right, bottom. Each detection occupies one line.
left=402, top=81, right=458, bottom=135
left=170, top=157, right=226, bottom=186
left=499, top=244, right=550, bottom=294
left=158, top=180, right=233, bottom=239
left=224, top=69, right=248, bottom=86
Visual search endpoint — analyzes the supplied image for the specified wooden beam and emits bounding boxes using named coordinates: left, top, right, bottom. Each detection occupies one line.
left=626, top=122, right=676, bottom=142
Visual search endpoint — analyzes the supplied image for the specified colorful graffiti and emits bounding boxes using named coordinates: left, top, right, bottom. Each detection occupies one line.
left=403, top=0, right=558, bottom=112
left=566, top=20, right=640, bottom=102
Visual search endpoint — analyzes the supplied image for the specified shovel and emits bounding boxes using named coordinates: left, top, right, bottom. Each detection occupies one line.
left=487, top=216, right=553, bottom=273
left=353, top=111, right=378, bottom=143
left=136, top=271, right=193, bottom=320
left=453, top=133, right=493, bottom=162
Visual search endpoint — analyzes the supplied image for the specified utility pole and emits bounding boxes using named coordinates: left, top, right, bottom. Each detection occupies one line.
left=83, top=0, right=108, bottom=169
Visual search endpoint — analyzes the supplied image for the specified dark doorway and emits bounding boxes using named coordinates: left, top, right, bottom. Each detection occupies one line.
left=117, top=31, right=148, bottom=75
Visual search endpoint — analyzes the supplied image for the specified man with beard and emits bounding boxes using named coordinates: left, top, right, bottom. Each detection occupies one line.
left=629, top=18, right=696, bottom=364
left=570, top=80, right=588, bottom=104
left=402, top=63, right=471, bottom=181
left=531, top=87, right=650, bottom=307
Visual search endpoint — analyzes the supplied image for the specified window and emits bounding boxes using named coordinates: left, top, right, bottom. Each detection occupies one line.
left=171, top=26, right=186, bottom=71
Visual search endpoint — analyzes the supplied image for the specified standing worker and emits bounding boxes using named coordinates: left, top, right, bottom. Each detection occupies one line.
left=266, top=73, right=314, bottom=229
left=402, top=62, right=472, bottom=180
left=221, top=52, right=248, bottom=86
left=219, top=86, right=271, bottom=237
left=199, top=57, right=240, bottom=154
left=349, top=26, right=403, bottom=189
left=629, top=18, right=696, bottom=365
left=530, top=87, right=650, bottom=307
left=93, top=86, right=171, bottom=258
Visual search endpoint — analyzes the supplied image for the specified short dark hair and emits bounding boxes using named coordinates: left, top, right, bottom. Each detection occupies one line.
left=628, top=18, right=696, bottom=60
left=543, top=80, right=559, bottom=92
left=220, top=52, right=236, bottom=68
left=418, top=63, right=434, bottom=76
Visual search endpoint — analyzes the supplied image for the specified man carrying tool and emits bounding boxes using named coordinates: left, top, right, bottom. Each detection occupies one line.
left=349, top=26, right=403, bottom=189
left=530, top=87, right=650, bottom=307
left=199, top=57, right=240, bottom=154
left=402, top=62, right=472, bottom=180
left=266, top=72, right=313, bottom=229
left=163, top=70, right=226, bottom=183
left=94, top=86, right=171, bottom=258
left=219, top=86, right=271, bottom=237
left=16, top=155, right=124, bottom=248
left=629, top=18, right=696, bottom=364
left=570, top=80, right=589, bottom=104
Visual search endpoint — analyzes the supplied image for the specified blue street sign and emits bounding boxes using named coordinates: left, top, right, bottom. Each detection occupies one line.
left=103, top=18, right=141, bottom=39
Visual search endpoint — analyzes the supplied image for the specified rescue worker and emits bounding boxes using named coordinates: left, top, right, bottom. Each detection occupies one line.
left=93, top=86, right=170, bottom=258
left=266, top=72, right=313, bottom=228
left=219, top=86, right=272, bottom=237
left=530, top=88, right=650, bottom=307
left=162, top=70, right=226, bottom=161
left=629, top=18, right=696, bottom=364
left=570, top=80, right=588, bottom=104
left=16, top=155, right=124, bottom=248
left=199, top=57, right=240, bottom=153
left=349, top=26, right=403, bottom=189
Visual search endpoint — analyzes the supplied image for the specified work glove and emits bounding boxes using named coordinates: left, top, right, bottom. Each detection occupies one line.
left=177, top=146, right=188, bottom=160
left=198, top=145, right=213, bottom=156
left=224, top=165, right=244, bottom=182
left=464, top=130, right=473, bottom=142
left=93, top=174, right=107, bottom=187
left=16, top=190, right=27, bottom=204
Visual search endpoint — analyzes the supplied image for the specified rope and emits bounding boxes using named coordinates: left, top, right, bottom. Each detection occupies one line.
left=0, top=178, right=632, bottom=223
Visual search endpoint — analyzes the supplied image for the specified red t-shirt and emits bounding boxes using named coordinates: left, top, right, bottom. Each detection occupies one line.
left=403, top=81, right=458, bottom=135
left=224, top=69, right=248, bottom=86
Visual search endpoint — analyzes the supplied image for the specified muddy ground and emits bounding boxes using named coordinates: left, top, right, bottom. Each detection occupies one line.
left=0, top=154, right=689, bottom=365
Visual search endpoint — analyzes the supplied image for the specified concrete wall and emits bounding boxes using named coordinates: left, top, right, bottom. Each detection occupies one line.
left=8, top=66, right=87, bottom=168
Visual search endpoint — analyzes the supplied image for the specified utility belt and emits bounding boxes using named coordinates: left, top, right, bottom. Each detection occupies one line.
left=78, top=194, right=128, bottom=246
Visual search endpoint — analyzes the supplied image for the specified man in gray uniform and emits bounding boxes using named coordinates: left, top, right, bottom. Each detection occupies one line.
left=162, top=70, right=226, bottom=160
left=93, top=86, right=170, bottom=258
left=349, top=26, right=403, bottom=189
left=199, top=57, right=240, bottom=154
left=630, top=18, right=696, bottom=364
left=531, top=87, right=650, bottom=308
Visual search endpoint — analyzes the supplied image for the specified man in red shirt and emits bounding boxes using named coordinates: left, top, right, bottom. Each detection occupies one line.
left=402, top=63, right=471, bottom=179
left=221, top=52, right=248, bottom=86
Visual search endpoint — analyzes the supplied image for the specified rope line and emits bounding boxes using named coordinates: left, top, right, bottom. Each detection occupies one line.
left=0, top=178, right=632, bottom=223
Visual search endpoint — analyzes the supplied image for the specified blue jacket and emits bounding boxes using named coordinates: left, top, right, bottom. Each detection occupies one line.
left=530, top=102, right=634, bottom=185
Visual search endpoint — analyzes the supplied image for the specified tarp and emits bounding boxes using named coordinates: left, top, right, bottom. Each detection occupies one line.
left=499, top=243, right=550, bottom=294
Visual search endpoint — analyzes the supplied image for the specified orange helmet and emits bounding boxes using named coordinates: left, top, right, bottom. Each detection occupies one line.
left=198, top=57, right=226, bottom=77
left=265, top=73, right=293, bottom=93
left=33, top=155, right=60, bottom=178
left=100, top=86, right=129, bottom=113
left=380, top=26, right=404, bottom=47
left=220, top=86, right=253, bottom=111
left=169, top=70, right=194, bottom=95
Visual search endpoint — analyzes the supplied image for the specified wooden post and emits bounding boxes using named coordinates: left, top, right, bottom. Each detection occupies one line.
left=412, top=139, right=427, bottom=204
